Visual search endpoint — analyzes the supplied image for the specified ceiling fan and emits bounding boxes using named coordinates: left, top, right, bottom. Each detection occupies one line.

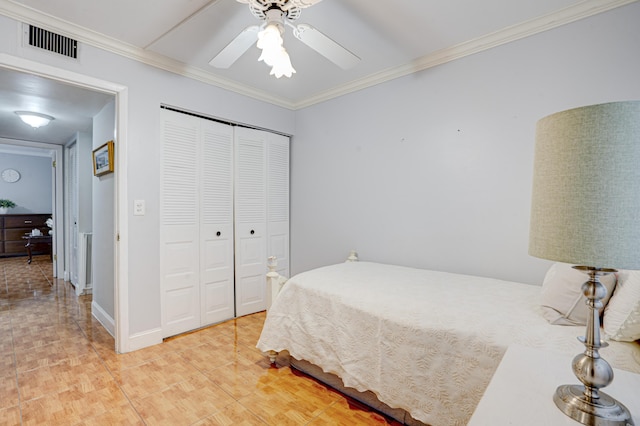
left=209, top=0, right=360, bottom=78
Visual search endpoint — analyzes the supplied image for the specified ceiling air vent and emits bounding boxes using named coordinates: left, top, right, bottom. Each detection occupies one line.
left=27, top=25, right=78, bottom=59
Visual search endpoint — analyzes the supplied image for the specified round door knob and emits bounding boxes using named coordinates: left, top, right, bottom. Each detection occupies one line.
left=216, top=231, right=221, bottom=237
left=250, top=230, right=255, bottom=235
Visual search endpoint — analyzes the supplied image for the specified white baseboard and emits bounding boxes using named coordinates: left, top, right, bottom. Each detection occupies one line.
left=91, top=300, right=115, bottom=337
left=127, top=328, right=163, bottom=352
left=91, top=301, right=162, bottom=353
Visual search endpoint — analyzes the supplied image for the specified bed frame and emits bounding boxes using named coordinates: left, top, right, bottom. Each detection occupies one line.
left=265, top=250, right=359, bottom=363
left=263, top=251, right=427, bottom=425
left=267, top=250, right=358, bottom=301
left=261, top=254, right=640, bottom=425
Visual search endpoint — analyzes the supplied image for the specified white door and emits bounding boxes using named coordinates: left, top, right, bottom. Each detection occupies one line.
left=200, top=120, right=235, bottom=325
left=267, top=133, right=290, bottom=278
left=160, top=110, right=200, bottom=337
left=234, top=127, right=267, bottom=317
left=161, top=109, right=289, bottom=332
left=68, top=142, right=79, bottom=287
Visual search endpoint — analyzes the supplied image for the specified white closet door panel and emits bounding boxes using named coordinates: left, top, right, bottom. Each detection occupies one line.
left=160, top=109, right=199, bottom=337
left=236, top=221, right=266, bottom=316
left=200, top=120, right=235, bottom=324
left=162, top=226, right=199, bottom=336
left=235, top=127, right=267, bottom=316
left=161, top=112, right=199, bottom=226
left=268, top=221, right=289, bottom=277
left=267, top=133, right=290, bottom=278
left=201, top=226, right=234, bottom=324
left=201, top=121, right=234, bottom=225
left=266, top=134, right=289, bottom=223
left=234, top=128, right=266, bottom=224
left=235, top=273, right=265, bottom=317
left=235, top=222, right=266, bottom=316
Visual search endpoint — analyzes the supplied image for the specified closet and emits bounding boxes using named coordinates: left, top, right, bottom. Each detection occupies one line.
left=159, top=108, right=289, bottom=338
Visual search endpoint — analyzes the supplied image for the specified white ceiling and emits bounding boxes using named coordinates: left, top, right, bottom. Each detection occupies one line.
left=0, top=0, right=635, bottom=146
left=0, top=67, right=114, bottom=147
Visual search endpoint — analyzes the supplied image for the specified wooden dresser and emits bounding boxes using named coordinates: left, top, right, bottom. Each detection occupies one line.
left=0, top=214, right=51, bottom=257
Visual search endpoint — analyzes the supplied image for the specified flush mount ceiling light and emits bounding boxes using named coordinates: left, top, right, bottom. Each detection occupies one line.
left=210, top=0, right=360, bottom=78
left=15, top=111, right=54, bottom=128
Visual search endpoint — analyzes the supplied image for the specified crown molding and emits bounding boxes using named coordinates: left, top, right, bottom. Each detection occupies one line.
left=1, top=0, right=636, bottom=111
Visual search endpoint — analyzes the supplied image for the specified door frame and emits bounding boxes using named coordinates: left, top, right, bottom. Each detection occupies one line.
left=0, top=53, right=129, bottom=353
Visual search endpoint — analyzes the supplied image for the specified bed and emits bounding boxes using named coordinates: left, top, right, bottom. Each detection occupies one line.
left=256, top=255, right=640, bottom=426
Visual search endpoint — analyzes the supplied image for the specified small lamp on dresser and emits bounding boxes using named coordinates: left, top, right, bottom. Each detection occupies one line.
left=529, top=101, right=640, bottom=425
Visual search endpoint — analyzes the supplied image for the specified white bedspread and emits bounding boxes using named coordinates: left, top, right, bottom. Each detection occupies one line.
left=256, top=262, right=640, bottom=426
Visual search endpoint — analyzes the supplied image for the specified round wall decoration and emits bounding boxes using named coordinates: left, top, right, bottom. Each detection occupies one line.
left=1, top=168, right=20, bottom=183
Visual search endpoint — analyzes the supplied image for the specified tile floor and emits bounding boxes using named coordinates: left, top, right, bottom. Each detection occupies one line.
left=0, top=255, right=399, bottom=425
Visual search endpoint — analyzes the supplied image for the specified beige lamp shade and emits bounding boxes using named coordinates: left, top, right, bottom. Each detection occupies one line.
left=529, top=101, right=640, bottom=269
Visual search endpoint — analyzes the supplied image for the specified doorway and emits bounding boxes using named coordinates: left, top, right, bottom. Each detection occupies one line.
left=0, top=54, right=129, bottom=353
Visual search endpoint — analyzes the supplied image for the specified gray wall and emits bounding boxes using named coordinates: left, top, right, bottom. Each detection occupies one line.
left=76, top=131, right=94, bottom=234
left=0, top=152, right=51, bottom=214
left=92, top=100, right=115, bottom=322
left=291, top=2, right=640, bottom=285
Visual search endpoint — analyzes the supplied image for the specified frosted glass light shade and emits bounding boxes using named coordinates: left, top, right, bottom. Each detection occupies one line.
left=257, top=25, right=283, bottom=60
left=15, top=111, right=54, bottom=128
left=529, top=101, right=640, bottom=269
left=257, top=24, right=295, bottom=78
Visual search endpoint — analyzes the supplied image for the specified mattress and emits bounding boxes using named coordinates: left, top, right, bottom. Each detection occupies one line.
left=256, top=261, right=640, bottom=426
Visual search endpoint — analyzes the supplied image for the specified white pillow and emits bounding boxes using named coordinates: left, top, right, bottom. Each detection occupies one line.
left=540, top=263, right=617, bottom=326
left=603, top=270, right=640, bottom=342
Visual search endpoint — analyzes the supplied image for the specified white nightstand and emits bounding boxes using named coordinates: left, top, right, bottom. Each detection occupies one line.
left=468, top=344, right=640, bottom=425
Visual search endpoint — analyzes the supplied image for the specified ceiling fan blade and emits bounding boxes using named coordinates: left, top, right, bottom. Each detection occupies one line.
left=293, top=24, right=360, bottom=70
left=209, top=25, right=260, bottom=68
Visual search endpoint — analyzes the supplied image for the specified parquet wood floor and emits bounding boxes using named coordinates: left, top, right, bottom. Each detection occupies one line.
left=0, top=256, right=401, bottom=425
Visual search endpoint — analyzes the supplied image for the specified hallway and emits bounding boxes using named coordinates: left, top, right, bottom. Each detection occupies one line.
left=0, top=256, right=397, bottom=425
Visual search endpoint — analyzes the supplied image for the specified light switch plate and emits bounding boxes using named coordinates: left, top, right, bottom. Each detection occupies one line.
left=134, top=199, right=145, bottom=216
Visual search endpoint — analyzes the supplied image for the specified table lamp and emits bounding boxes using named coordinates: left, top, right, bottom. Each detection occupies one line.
left=529, top=100, right=640, bottom=425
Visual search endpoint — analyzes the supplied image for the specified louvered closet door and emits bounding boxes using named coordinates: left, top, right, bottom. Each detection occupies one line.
left=160, top=110, right=200, bottom=337
left=234, top=127, right=267, bottom=317
left=200, top=120, right=235, bottom=325
left=267, top=133, right=290, bottom=278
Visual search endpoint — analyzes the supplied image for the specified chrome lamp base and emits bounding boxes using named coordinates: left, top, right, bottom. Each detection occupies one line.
left=554, top=384, right=632, bottom=426
left=555, top=267, right=634, bottom=426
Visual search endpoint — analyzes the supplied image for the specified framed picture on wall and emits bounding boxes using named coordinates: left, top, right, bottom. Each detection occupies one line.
left=93, top=141, right=114, bottom=176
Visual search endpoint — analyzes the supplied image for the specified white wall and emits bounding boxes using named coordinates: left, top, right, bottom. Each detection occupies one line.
left=0, top=152, right=51, bottom=214
left=0, top=14, right=295, bottom=347
left=76, top=131, right=93, bottom=234
left=92, top=100, right=115, bottom=324
left=291, top=2, right=640, bottom=285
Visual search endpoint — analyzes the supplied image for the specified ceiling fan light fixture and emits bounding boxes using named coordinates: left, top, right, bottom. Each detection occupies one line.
left=257, top=24, right=283, bottom=53
left=257, top=21, right=295, bottom=78
left=213, top=0, right=358, bottom=76
left=15, top=111, right=54, bottom=128
left=269, top=50, right=296, bottom=78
